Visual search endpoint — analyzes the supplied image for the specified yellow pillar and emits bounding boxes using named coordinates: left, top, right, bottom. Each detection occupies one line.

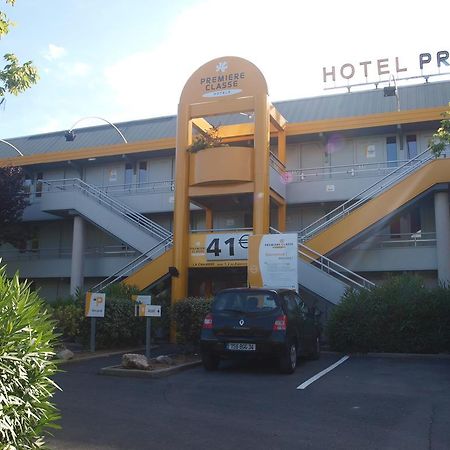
left=253, top=94, right=270, bottom=235
left=278, top=130, right=286, bottom=165
left=205, top=208, right=213, bottom=230
left=172, top=106, right=191, bottom=304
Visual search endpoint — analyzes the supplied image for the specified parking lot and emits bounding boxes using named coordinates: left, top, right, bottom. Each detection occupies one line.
left=49, top=352, right=450, bottom=450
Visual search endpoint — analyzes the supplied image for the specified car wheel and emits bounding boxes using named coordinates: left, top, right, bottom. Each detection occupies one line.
left=279, top=340, right=297, bottom=374
left=308, top=336, right=321, bottom=360
left=202, top=352, right=220, bottom=371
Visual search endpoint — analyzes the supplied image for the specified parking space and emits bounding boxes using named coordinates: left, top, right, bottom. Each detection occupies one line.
left=49, top=353, right=450, bottom=450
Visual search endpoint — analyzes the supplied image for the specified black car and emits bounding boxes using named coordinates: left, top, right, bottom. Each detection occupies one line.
left=200, top=288, right=321, bottom=374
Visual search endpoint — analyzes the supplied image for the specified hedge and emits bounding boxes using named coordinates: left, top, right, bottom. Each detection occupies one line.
left=327, top=275, right=450, bottom=353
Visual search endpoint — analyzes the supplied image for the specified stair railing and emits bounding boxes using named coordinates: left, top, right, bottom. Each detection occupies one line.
left=298, top=147, right=436, bottom=242
left=90, top=236, right=173, bottom=293
left=44, top=178, right=172, bottom=241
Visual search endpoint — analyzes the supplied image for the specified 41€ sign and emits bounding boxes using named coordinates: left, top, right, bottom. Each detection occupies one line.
left=189, top=232, right=251, bottom=267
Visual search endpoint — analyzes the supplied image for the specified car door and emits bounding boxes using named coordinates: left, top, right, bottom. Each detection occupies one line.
left=294, top=293, right=317, bottom=353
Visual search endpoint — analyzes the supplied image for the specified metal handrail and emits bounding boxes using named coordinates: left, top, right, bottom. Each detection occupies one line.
left=90, top=237, right=173, bottom=293
left=298, top=147, right=436, bottom=242
left=43, top=178, right=172, bottom=241
left=269, top=152, right=286, bottom=174
left=288, top=158, right=416, bottom=181
left=269, top=227, right=374, bottom=291
left=299, top=243, right=375, bottom=291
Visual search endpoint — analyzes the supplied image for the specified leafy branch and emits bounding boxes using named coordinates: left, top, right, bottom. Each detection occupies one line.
left=429, top=103, right=450, bottom=157
left=187, top=126, right=228, bottom=153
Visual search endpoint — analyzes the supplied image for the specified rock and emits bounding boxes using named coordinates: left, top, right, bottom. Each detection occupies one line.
left=156, top=355, right=174, bottom=365
left=122, top=353, right=149, bottom=370
left=56, top=349, right=74, bottom=361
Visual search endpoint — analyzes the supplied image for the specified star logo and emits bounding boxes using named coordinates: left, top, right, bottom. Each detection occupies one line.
left=216, top=61, right=228, bottom=73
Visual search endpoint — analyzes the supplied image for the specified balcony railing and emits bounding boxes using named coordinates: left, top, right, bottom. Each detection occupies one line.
left=0, top=245, right=139, bottom=261
left=288, top=159, right=420, bottom=182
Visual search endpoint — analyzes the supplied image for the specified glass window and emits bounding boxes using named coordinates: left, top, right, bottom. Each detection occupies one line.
left=35, top=172, right=43, bottom=197
left=138, top=161, right=147, bottom=185
left=212, top=291, right=278, bottom=313
left=407, top=135, right=418, bottom=159
left=125, top=163, right=133, bottom=188
left=386, top=137, right=397, bottom=167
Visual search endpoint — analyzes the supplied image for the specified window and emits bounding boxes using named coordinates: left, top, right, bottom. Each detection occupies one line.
left=390, top=218, right=401, bottom=239
left=410, top=207, right=421, bottom=234
left=407, top=135, right=418, bottom=159
left=35, top=172, right=43, bottom=197
left=386, top=137, right=397, bottom=167
left=125, top=163, right=133, bottom=188
left=138, top=161, right=147, bottom=185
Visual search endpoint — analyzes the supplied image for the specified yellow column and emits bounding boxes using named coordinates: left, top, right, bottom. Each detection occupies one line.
left=278, top=130, right=286, bottom=165
left=171, top=105, right=191, bottom=304
left=205, top=208, right=213, bottom=230
left=253, top=94, right=270, bottom=235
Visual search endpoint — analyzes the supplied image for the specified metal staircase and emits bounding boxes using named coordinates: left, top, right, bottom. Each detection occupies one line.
left=42, top=178, right=172, bottom=252
left=298, top=147, right=435, bottom=242
left=90, top=237, right=173, bottom=292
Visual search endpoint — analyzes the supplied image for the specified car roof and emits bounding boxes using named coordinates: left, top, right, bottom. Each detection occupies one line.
left=215, top=287, right=296, bottom=296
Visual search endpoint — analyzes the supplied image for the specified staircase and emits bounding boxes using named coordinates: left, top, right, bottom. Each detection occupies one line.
left=298, top=148, right=440, bottom=255
left=41, top=178, right=172, bottom=253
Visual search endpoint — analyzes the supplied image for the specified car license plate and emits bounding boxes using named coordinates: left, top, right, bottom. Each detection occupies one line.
left=226, top=343, right=256, bottom=351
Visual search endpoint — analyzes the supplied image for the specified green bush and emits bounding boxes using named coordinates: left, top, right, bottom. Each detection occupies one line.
left=327, top=275, right=450, bottom=354
left=0, top=267, right=60, bottom=449
left=51, top=299, right=84, bottom=341
left=50, top=283, right=147, bottom=349
left=171, top=297, right=212, bottom=346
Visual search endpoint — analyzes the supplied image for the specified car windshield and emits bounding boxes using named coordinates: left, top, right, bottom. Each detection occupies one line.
left=213, top=291, right=279, bottom=313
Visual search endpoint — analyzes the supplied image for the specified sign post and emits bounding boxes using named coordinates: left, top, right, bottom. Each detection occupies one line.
left=133, top=296, right=161, bottom=359
left=85, top=292, right=106, bottom=352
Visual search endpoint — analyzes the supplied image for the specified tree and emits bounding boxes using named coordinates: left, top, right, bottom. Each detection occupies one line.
left=430, top=103, right=450, bottom=157
left=0, top=0, right=38, bottom=104
left=0, top=165, right=29, bottom=246
left=0, top=266, right=60, bottom=448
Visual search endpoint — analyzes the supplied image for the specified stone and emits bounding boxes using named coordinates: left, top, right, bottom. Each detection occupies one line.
left=156, top=355, right=174, bottom=365
left=121, top=353, right=149, bottom=370
left=56, top=349, right=74, bottom=360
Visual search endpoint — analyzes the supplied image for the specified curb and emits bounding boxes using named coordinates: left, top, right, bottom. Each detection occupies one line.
left=56, top=347, right=150, bottom=365
left=99, top=360, right=202, bottom=378
left=358, top=352, right=450, bottom=360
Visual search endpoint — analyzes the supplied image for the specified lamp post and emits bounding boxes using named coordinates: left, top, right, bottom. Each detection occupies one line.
left=64, top=116, right=128, bottom=143
left=0, top=138, right=24, bottom=156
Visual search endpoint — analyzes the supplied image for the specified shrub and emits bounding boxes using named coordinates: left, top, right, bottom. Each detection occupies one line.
left=171, top=297, right=212, bottom=346
left=0, top=267, right=60, bottom=449
left=327, top=275, right=450, bottom=354
left=51, top=283, right=147, bottom=349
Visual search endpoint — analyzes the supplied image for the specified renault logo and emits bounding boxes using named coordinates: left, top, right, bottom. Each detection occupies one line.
left=239, top=319, right=245, bottom=326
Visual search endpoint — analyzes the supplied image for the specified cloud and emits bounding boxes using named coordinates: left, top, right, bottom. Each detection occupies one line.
left=45, top=44, right=67, bottom=61
left=103, top=0, right=448, bottom=122
left=65, top=62, right=91, bottom=77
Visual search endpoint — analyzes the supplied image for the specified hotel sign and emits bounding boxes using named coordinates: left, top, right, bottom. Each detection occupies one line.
left=323, top=50, right=449, bottom=84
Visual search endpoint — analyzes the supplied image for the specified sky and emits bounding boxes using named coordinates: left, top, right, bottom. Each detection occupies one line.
left=0, top=0, right=449, bottom=140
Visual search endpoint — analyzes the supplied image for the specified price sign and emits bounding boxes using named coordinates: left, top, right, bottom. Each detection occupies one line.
left=205, top=232, right=250, bottom=261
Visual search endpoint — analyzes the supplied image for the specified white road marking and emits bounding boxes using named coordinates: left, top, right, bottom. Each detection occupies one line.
left=296, top=355, right=350, bottom=390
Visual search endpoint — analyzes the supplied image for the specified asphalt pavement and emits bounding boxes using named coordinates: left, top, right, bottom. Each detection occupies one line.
left=48, top=350, right=450, bottom=450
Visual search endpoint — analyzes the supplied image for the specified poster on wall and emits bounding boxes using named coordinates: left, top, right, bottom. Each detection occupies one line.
left=247, top=233, right=298, bottom=292
left=189, top=232, right=251, bottom=268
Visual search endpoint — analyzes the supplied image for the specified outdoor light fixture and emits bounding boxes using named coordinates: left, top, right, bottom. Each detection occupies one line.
left=383, top=86, right=397, bottom=97
left=383, top=74, right=400, bottom=112
left=64, top=130, right=76, bottom=141
left=0, top=138, right=24, bottom=156
left=64, top=116, right=128, bottom=144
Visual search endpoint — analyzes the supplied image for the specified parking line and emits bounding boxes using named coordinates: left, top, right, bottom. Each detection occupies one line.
left=296, top=355, right=350, bottom=390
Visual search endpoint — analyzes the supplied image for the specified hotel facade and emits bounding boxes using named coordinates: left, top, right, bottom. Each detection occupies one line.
left=1, top=57, right=449, bottom=316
